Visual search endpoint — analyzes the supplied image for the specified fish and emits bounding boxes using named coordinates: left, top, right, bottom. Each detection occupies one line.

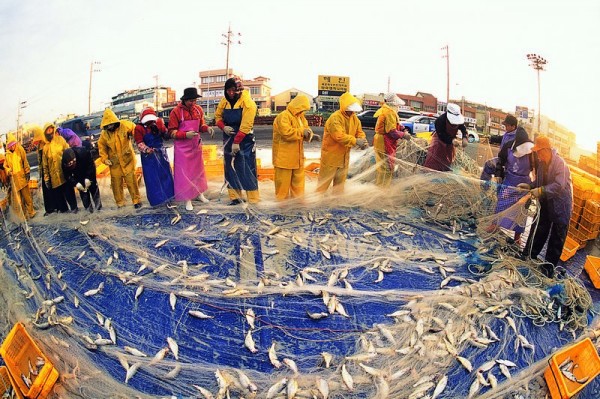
left=80, top=220, right=89, bottom=226
left=124, top=346, right=147, bottom=357
left=245, top=330, right=258, bottom=353
left=125, top=362, right=141, bottom=384
left=106, top=257, right=113, bottom=267
left=155, top=239, right=169, bottom=248
left=321, top=352, right=333, bottom=368
left=196, top=209, right=208, bottom=214
left=499, top=363, right=512, bottom=379
left=164, top=364, right=181, bottom=379
left=266, top=377, right=288, bottom=399
left=169, top=292, right=176, bottom=311
left=189, top=310, right=214, bottom=319
left=341, top=364, right=354, bottom=391
left=185, top=224, right=197, bottom=232
left=268, top=342, right=281, bottom=368
left=359, top=362, right=382, bottom=376
left=76, top=250, right=86, bottom=261
left=236, top=369, right=258, bottom=394
left=267, top=226, right=281, bottom=235
left=317, top=377, right=329, bottom=399
left=283, top=358, right=298, bottom=374
left=432, top=375, right=448, bottom=399
left=170, top=214, right=181, bottom=225
left=94, top=338, right=114, bottom=346
left=109, top=326, right=117, bottom=344
left=135, top=286, right=144, bottom=301
left=467, top=379, right=480, bottom=399
left=166, top=337, right=179, bottom=360
left=149, top=347, right=169, bottom=366
left=456, top=356, right=473, bottom=372
left=286, top=378, right=299, bottom=399
left=193, top=385, right=215, bottom=399
left=245, top=308, right=256, bottom=329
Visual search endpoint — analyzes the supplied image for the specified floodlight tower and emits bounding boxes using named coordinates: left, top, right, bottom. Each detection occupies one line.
left=526, top=53, right=547, bottom=136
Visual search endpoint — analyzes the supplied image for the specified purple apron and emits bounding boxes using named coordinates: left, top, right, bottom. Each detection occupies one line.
left=173, top=112, right=208, bottom=201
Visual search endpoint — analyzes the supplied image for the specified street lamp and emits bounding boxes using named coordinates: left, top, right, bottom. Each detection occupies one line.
left=88, top=61, right=101, bottom=115
left=221, top=23, right=241, bottom=78
left=526, top=53, right=547, bottom=137
left=441, top=45, right=449, bottom=104
left=16, top=100, right=27, bottom=143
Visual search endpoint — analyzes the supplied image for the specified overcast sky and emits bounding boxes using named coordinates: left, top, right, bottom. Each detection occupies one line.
left=1, top=0, right=598, bottom=151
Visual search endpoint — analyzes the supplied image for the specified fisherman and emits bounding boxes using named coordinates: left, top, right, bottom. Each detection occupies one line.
left=519, top=135, right=573, bottom=278
left=490, top=125, right=534, bottom=245
left=42, top=123, right=77, bottom=213
left=168, top=88, right=214, bottom=211
left=215, top=77, right=259, bottom=205
left=272, top=94, right=320, bottom=200
left=4, top=133, right=36, bottom=219
left=423, top=103, right=468, bottom=172
left=61, top=147, right=102, bottom=212
left=29, top=125, right=55, bottom=215
left=373, top=92, right=411, bottom=187
left=98, top=108, right=142, bottom=209
left=135, top=107, right=175, bottom=207
left=316, top=92, right=368, bottom=194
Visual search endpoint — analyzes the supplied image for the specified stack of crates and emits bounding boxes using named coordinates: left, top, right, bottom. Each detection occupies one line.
left=0, top=323, right=59, bottom=398
left=202, top=144, right=218, bottom=162
left=0, top=365, right=23, bottom=399
left=567, top=174, right=597, bottom=245
left=580, top=200, right=600, bottom=241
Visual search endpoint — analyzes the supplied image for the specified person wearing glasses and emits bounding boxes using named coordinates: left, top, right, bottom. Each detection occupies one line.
left=168, top=87, right=215, bottom=211
left=215, top=77, right=259, bottom=205
left=423, top=103, right=468, bottom=172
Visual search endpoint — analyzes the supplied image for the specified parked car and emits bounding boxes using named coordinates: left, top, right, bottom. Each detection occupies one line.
left=400, top=115, right=437, bottom=137
left=398, top=109, right=421, bottom=120
left=357, top=110, right=377, bottom=129
left=489, top=134, right=503, bottom=145
left=60, top=116, right=101, bottom=158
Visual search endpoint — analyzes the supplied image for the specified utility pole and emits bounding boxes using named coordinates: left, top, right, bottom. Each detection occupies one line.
left=16, top=100, right=27, bottom=143
left=88, top=61, right=101, bottom=115
left=441, top=45, right=449, bottom=104
left=387, top=76, right=390, bottom=93
left=221, top=23, right=241, bottom=78
left=153, top=75, right=159, bottom=110
left=526, top=53, right=547, bottom=137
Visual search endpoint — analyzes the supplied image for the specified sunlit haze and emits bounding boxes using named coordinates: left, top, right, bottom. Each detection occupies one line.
left=1, top=0, right=598, bottom=152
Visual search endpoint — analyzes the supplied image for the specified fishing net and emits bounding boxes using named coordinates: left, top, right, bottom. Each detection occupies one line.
left=0, top=138, right=599, bottom=399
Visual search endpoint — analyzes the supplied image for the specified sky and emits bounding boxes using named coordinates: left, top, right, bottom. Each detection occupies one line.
left=1, top=0, right=599, bottom=152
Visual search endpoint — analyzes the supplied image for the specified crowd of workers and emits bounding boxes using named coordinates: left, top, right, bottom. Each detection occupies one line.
left=0, top=78, right=573, bottom=277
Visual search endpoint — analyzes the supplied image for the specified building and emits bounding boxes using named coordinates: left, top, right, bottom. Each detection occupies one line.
left=110, top=87, right=176, bottom=119
left=397, top=92, right=438, bottom=114
left=199, top=69, right=272, bottom=116
left=271, top=88, right=314, bottom=112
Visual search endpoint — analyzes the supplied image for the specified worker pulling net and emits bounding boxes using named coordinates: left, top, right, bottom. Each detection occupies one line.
left=0, top=136, right=597, bottom=398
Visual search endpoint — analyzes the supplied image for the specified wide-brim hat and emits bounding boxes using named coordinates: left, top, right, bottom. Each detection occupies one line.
left=180, top=87, right=201, bottom=101
left=446, top=103, right=464, bottom=125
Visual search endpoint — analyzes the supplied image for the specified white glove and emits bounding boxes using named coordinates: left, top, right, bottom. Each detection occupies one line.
left=185, top=131, right=198, bottom=139
left=223, top=126, right=235, bottom=135
left=232, top=143, right=240, bottom=154
left=206, top=126, right=215, bottom=139
left=84, top=179, right=91, bottom=189
left=356, top=138, right=368, bottom=149
left=517, top=183, right=531, bottom=190
left=104, top=159, right=113, bottom=166
left=76, top=183, right=84, bottom=191
left=311, top=133, right=321, bottom=142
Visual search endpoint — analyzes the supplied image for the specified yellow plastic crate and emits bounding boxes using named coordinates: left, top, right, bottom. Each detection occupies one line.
left=584, top=200, right=600, bottom=223
left=544, top=338, right=600, bottom=399
left=0, top=365, right=24, bottom=399
left=559, top=236, right=580, bottom=262
left=585, top=256, right=600, bottom=289
left=0, top=323, right=59, bottom=398
left=202, top=144, right=218, bottom=161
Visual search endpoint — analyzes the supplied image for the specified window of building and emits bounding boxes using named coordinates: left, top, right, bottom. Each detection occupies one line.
left=250, top=86, right=261, bottom=95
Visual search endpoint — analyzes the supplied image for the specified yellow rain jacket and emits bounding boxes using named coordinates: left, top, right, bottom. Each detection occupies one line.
left=272, top=95, right=311, bottom=169
left=29, top=124, right=47, bottom=171
left=4, top=133, right=30, bottom=192
left=42, top=123, right=69, bottom=188
left=374, top=104, right=399, bottom=135
left=320, top=92, right=366, bottom=168
left=215, top=90, right=257, bottom=134
left=98, top=109, right=137, bottom=175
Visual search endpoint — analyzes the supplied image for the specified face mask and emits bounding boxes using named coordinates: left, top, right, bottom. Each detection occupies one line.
left=45, top=134, right=54, bottom=141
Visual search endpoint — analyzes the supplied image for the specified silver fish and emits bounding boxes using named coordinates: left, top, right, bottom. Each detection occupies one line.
left=166, top=337, right=179, bottom=360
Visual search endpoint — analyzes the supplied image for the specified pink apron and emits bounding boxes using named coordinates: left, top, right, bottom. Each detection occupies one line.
left=173, top=112, right=208, bottom=201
